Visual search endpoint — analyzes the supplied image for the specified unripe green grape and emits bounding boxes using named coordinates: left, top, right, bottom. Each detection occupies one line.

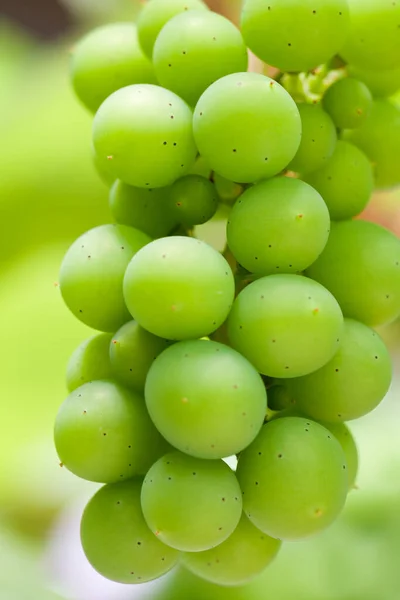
left=59, top=224, right=151, bottom=332
left=303, top=140, right=373, bottom=221
left=66, top=333, right=113, bottom=392
left=110, top=320, right=171, bottom=393
left=141, top=451, right=242, bottom=552
left=288, top=103, right=337, bottom=175
left=70, top=23, right=157, bottom=114
left=267, top=385, right=292, bottom=412
left=189, top=155, right=212, bottom=179
left=81, top=479, right=179, bottom=584
left=137, top=0, right=208, bottom=58
left=145, top=340, right=267, bottom=459
left=227, top=274, right=343, bottom=379
left=109, top=180, right=178, bottom=239
left=322, top=77, right=373, bottom=130
left=286, top=318, right=392, bottom=423
left=153, top=10, right=248, bottom=107
left=193, top=73, right=301, bottom=184
left=168, top=175, right=218, bottom=226
left=227, top=177, right=330, bottom=275
left=241, top=0, right=350, bottom=73
left=214, top=173, right=244, bottom=205
left=236, top=417, right=348, bottom=540
left=343, top=99, right=400, bottom=189
left=182, top=514, right=281, bottom=586
left=347, top=64, right=400, bottom=98
left=123, top=236, right=235, bottom=340
left=340, top=0, right=400, bottom=71
left=306, top=220, right=400, bottom=327
left=92, top=85, right=197, bottom=188
left=54, top=380, right=170, bottom=483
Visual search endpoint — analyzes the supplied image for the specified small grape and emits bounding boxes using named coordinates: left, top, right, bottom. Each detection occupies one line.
left=193, top=72, right=301, bottom=183
left=323, top=77, right=373, bottom=130
left=182, top=514, right=281, bottom=586
left=168, top=175, right=219, bottom=226
left=236, top=417, right=348, bottom=540
left=54, top=380, right=169, bottom=483
left=141, top=451, right=242, bottom=552
left=145, top=340, right=267, bottom=459
left=227, top=177, right=330, bottom=275
left=81, top=479, right=179, bottom=584
left=66, top=333, right=113, bottom=392
left=227, top=274, right=343, bottom=378
left=123, top=236, right=235, bottom=340
left=59, top=224, right=151, bottom=332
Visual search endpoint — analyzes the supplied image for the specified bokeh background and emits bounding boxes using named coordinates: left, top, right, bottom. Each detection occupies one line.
left=1, top=1, right=400, bottom=598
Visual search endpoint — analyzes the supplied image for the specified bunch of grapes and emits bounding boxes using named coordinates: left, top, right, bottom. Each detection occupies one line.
left=54, top=0, right=400, bottom=589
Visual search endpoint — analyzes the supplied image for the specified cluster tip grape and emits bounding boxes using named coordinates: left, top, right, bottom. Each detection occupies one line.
left=55, top=0, right=400, bottom=590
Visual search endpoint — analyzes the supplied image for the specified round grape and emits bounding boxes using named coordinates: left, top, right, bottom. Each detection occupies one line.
left=182, top=514, right=281, bottom=586
left=227, top=274, right=343, bottom=378
left=236, top=417, right=348, bottom=540
left=137, top=0, right=208, bottom=58
left=81, top=479, right=179, bottom=584
left=92, top=85, right=197, bottom=188
left=66, top=333, right=113, bottom=392
left=54, top=380, right=169, bottom=483
left=168, top=175, right=219, bottom=226
left=288, top=103, right=337, bottom=175
left=70, top=23, right=156, bottom=114
left=306, top=220, right=400, bottom=326
left=267, top=385, right=292, bottom=412
left=323, top=77, right=373, bottom=130
left=303, top=140, right=373, bottom=221
left=286, top=318, right=392, bottom=422
left=241, top=0, right=350, bottom=73
left=193, top=72, right=301, bottom=183
left=141, top=451, right=242, bottom=552
left=145, top=340, right=267, bottom=459
left=109, top=180, right=178, bottom=238
left=341, top=0, right=400, bottom=70
left=347, top=64, right=400, bottom=98
left=59, top=224, right=150, bottom=332
left=343, top=99, right=400, bottom=190
left=110, top=320, right=171, bottom=393
left=153, top=10, right=248, bottom=106
left=227, top=177, right=330, bottom=275
left=123, top=236, right=235, bottom=340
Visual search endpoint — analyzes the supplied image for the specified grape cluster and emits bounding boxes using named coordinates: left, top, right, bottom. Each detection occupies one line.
left=55, top=0, right=400, bottom=589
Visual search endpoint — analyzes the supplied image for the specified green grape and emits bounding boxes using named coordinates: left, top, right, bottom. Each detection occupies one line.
left=286, top=318, right=392, bottom=423
left=123, top=236, right=235, bottom=340
left=182, top=514, right=281, bottom=586
left=322, top=77, right=373, bottom=130
left=341, top=0, right=400, bottom=71
left=347, top=64, right=400, bottom=98
left=141, top=451, right=242, bottom=551
left=213, top=173, right=244, bottom=206
left=70, top=23, right=157, bottom=114
left=193, top=73, right=301, bottom=184
left=267, top=385, right=292, bottom=412
left=109, top=180, right=178, bottom=238
left=303, top=140, right=373, bottom=221
left=189, top=155, right=212, bottom=179
left=168, top=175, right=219, bottom=226
left=59, top=224, right=151, bottom=332
left=306, top=220, right=400, bottom=326
left=145, top=340, right=267, bottom=459
left=110, top=320, right=171, bottom=393
left=226, top=177, right=330, bottom=275
left=241, top=0, right=350, bottom=73
left=227, top=274, right=343, bottom=378
left=153, top=10, right=248, bottom=107
left=54, top=380, right=169, bottom=483
left=92, top=85, right=197, bottom=188
left=288, top=103, right=337, bottom=175
left=137, top=0, right=208, bottom=58
left=236, top=417, right=348, bottom=540
left=343, top=99, right=400, bottom=189
left=81, top=479, right=179, bottom=584
left=66, top=333, right=113, bottom=392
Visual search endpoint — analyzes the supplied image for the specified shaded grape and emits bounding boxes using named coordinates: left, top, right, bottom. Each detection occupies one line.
left=66, top=333, right=113, bottom=392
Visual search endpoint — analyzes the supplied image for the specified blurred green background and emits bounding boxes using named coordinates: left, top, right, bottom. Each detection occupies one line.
left=1, top=1, right=400, bottom=598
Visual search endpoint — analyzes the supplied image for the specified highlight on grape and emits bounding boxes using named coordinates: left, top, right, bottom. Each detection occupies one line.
left=55, top=0, right=400, bottom=588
